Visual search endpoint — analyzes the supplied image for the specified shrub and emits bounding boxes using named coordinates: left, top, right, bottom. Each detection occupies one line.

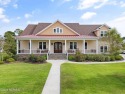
left=115, top=55, right=123, bottom=60
left=68, top=55, right=75, bottom=61
left=6, top=58, right=15, bottom=63
left=86, top=54, right=94, bottom=61
left=28, top=54, right=46, bottom=63
left=37, top=55, right=46, bottom=63
left=28, top=54, right=37, bottom=63
left=110, top=55, right=115, bottom=61
left=0, top=61, right=4, bottom=64
left=75, top=50, right=85, bottom=62
left=3, top=54, right=10, bottom=61
left=105, top=56, right=110, bottom=61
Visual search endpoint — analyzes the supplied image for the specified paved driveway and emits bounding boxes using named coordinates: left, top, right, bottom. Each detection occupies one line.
left=41, top=60, right=67, bottom=94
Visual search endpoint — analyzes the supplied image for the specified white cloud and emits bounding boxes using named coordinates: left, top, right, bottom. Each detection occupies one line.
left=0, top=0, right=11, bottom=5
left=17, top=16, right=21, bottom=19
left=81, top=12, right=97, bottom=20
left=50, top=0, right=54, bottom=2
left=13, top=4, right=18, bottom=8
left=78, top=0, right=108, bottom=9
left=120, top=1, right=125, bottom=7
left=27, top=20, right=38, bottom=24
left=0, top=8, right=10, bottom=23
left=24, top=13, right=32, bottom=19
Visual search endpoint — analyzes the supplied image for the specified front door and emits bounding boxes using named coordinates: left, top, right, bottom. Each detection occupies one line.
left=54, top=42, right=62, bottom=53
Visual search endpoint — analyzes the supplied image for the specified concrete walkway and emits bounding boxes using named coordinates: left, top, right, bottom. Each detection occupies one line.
left=41, top=60, right=67, bottom=94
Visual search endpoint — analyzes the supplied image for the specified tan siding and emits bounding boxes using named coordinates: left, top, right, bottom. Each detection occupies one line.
left=20, top=40, right=29, bottom=49
left=38, top=21, right=77, bottom=35
left=85, top=40, right=96, bottom=50
left=98, top=39, right=109, bottom=54
left=95, top=25, right=110, bottom=36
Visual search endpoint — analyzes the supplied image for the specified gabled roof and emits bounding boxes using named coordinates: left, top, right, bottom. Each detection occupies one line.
left=20, top=20, right=108, bottom=36
left=35, top=20, right=80, bottom=35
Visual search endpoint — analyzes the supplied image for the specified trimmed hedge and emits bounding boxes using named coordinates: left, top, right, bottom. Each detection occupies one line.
left=68, top=52, right=123, bottom=62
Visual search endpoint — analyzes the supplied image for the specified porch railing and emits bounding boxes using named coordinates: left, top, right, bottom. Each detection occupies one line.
left=67, top=49, right=96, bottom=54
left=18, top=49, right=48, bottom=54
left=18, top=49, right=30, bottom=54
left=85, top=49, right=96, bottom=54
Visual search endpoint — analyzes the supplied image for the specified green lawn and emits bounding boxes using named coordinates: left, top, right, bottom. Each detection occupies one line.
left=0, top=63, right=51, bottom=94
left=61, top=63, right=125, bottom=94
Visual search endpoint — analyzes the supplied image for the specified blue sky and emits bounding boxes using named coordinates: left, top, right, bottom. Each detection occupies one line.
left=0, top=0, right=125, bottom=36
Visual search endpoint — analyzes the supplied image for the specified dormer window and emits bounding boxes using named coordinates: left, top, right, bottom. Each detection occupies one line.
left=53, top=27, right=63, bottom=33
left=100, top=31, right=107, bottom=37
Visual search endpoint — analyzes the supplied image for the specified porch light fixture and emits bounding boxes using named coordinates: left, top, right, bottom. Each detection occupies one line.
left=51, top=43, right=53, bottom=45
left=63, top=43, right=65, bottom=45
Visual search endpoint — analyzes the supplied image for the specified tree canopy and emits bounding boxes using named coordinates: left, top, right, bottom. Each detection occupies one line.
left=3, top=31, right=16, bottom=57
left=14, top=29, right=23, bottom=36
left=104, top=28, right=124, bottom=55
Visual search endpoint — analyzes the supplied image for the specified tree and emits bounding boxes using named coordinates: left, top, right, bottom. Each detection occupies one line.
left=14, top=29, right=23, bottom=36
left=103, top=28, right=124, bottom=55
left=3, top=31, right=16, bottom=58
left=0, top=35, right=4, bottom=52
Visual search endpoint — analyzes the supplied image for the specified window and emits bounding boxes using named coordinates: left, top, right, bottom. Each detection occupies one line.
left=39, top=42, right=42, bottom=49
left=39, top=42, right=46, bottom=49
left=54, top=29, right=56, bottom=33
left=70, top=42, right=77, bottom=49
left=104, top=46, right=108, bottom=52
left=100, top=31, right=107, bottom=37
left=100, top=46, right=108, bottom=53
left=74, top=42, right=77, bottom=49
left=29, top=42, right=30, bottom=49
left=43, top=42, right=46, bottom=49
left=85, top=42, right=87, bottom=49
left=70, top=42, right=73, bottom=49
left=100, top=46, right=103, bottom=52
left=53, top=27, right=63, bottom=33
left=19, top=41, right=20, bottom=49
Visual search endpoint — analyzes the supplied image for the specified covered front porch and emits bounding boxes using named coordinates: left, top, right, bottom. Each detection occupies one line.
left=17, top=39, right=99, bottom=54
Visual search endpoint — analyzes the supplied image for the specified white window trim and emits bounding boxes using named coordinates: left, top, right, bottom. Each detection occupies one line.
left=69, top=41, right=77, bottom=50
left=100, top=30, right=107, bottom=37
left=53, top=27, right=63, bottom=34
left=38, top=42, right=47, bottom=50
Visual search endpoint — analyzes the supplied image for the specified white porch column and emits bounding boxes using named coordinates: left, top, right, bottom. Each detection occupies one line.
left=49, top=40, right=51, bottom=53
left=65, top=40, right=67, bottom=53
left=16, top=39, right=19, bottom=54
left=83, top=40, right=85, bottom=54
left=30, top=39, right=31, bottom=54
left=96, top=39, right=98, bottom=54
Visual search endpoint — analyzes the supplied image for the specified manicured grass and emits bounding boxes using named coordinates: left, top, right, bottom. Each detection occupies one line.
left=61, top=63, right=125, bottom=94
left=0, top=63, right=51, bottom=94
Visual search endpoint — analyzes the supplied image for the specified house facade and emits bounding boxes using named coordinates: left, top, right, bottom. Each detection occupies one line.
left=16, top=20, right=110, bottom=59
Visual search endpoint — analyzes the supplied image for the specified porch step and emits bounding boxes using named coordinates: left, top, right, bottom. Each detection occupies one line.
left=48, top=54, right=67, bottom=60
